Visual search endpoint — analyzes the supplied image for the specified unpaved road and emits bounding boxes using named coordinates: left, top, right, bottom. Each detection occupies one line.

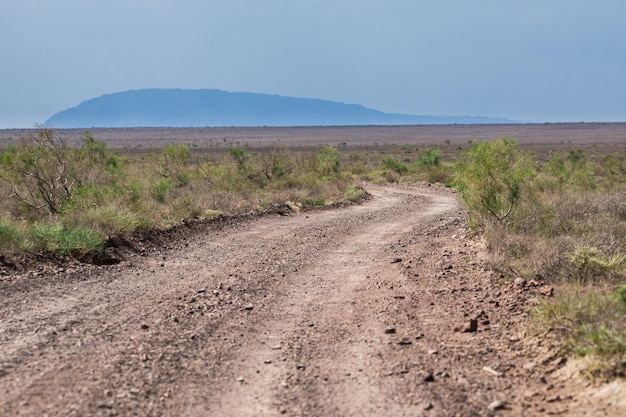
left=1, top=184, right=623, bottom=416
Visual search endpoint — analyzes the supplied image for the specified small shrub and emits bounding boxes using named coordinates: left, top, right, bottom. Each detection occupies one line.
left=343, top=184, right=366, bottom=201
left=533, top=285, right=626, bottom=377
left=151, top=178, right=173, bottom=203
left=30, top=224, right=64, bottom=251
left=571, top=246, right=625, bottom=281
left=158, top=144, right=191, bottom=185
left=58, top=226, right=105, bottom=260
left=416, top=149, right=442, bottom=167
left=229, top=146, right=249, bottom=173
left=317, top=145, right=342, bottom=176
left=455, top=138, right=535, bottom=224
left=0, top=219, right=26, bottom=252
left=303, top=198, right=326, bottom=206
left=0, top=129, right=78, bottom=215
left=380, top=157, right=408, bottom=174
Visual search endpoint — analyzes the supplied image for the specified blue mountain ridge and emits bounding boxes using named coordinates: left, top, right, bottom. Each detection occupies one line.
left=45, top=89, right=514, bottom=128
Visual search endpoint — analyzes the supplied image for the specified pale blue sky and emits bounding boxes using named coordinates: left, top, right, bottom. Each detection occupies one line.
left=1, top=0, right=625, bottom=128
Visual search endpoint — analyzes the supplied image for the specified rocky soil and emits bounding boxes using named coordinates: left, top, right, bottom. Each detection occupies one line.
left=1, top=183, right=624, bottom=416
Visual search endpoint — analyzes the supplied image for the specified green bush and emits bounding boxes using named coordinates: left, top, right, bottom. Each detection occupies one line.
left=317, top=145, right=342, bottom=176
left=151, top=178, right=173, bottom=203
left=158, top=144, right=191, bottom=185
left=30, top=224, right=64, bottom=251
left=454, top=138, right=535, bottom=224
left=416, top=149, right=442, bottom=167
left=380, top=156, right=408, bottom=174
left=571, top=246, right=625, bottom=281
left=343, top=184, right=366, bottom=201
left=58, top=226, right=105, bottom=260
left=0, top=128, right=120, bottom=216
left=0, top=129, right=79, bottom=214
left=0, top=219, right=26, bottom=252
left=229, top=146, right=249, bottom=173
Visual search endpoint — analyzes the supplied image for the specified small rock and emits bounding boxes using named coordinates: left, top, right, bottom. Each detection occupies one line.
left=271, top=344, right=282, bottom=350
left=458, top=319, right=478, bottom=333
left=296, top=364, right=306, bottom=370
left=474, top=310, right=487, bottom=319
left=197, top=288, right=206, bottom=293
left=427, top=349, right=438, bottom=355
left=482, top=366, right=504, bottom=377
left=391, top=258, right=403, bottom=263
left=422, top=402, right=434, bottom=411
left=397, top=337, right=412, bottom=345
left=236, top=376, right=244, bottom=383
left=538, top=285, right=554, bottom=297
left=384, top=326, right=396, bottom=334
left=488, top=400, right=507, bottom=411
left=513, top=277, right=526, bottom=287
left=140, top=323, right=150, bottom=330
left=423, top=372, right=435, bottom=382
left=244, top=304, right=254, bottom=311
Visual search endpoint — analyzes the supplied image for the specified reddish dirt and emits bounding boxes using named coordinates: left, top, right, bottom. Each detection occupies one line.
left=1, top=183, right=624, bottom=416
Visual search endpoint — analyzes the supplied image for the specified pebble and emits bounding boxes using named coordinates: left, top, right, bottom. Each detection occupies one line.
left=460, top=319, right=478, bottom=333
left=423, top=372, right=435, bottom=382
left=488, top=400, right=507, bottom=411
left=244, top=304, right=254, bottom=311
left=513, top=277, right=526, bottom=287
left=397, top=337, right=412, bottom=345
left=384, top=326, right=396, bottom=334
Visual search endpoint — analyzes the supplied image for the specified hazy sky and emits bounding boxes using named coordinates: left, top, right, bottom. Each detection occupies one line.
left=1, top=0, right=625, bottom=128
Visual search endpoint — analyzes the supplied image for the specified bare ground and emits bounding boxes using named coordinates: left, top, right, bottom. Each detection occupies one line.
left=1, top=184, right=624, bottom=416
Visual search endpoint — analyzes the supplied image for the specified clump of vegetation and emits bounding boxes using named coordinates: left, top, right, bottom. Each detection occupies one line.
left=454, top=138, right=535, bottom=224
left=380, top=156, right=408, bottom=175
left=0, top=130, right=358, bottom=262
left=533, top=285, right=626, bottom=377
left=455, top=138, right=626, bottom=377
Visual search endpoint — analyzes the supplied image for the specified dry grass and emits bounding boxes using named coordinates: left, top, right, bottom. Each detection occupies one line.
left=468, top=148, right=626, bottom=377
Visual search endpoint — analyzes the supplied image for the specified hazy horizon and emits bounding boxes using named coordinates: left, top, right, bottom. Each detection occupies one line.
left=1, top=1, right=625, bottom=128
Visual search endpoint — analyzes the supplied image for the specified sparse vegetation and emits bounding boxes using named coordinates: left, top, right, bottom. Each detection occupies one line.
left=2, top=127, right=625, bottom=378
left=454, top=138, right=626, bottom=377
left=0, top=130, right=358, bottom=261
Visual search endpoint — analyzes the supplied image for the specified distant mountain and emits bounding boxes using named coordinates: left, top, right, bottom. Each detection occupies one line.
left=45, top=89, right=514, bottom=128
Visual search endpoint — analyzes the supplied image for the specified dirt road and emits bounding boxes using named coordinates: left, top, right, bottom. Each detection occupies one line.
left=0, top=184, right=622, bottom=416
